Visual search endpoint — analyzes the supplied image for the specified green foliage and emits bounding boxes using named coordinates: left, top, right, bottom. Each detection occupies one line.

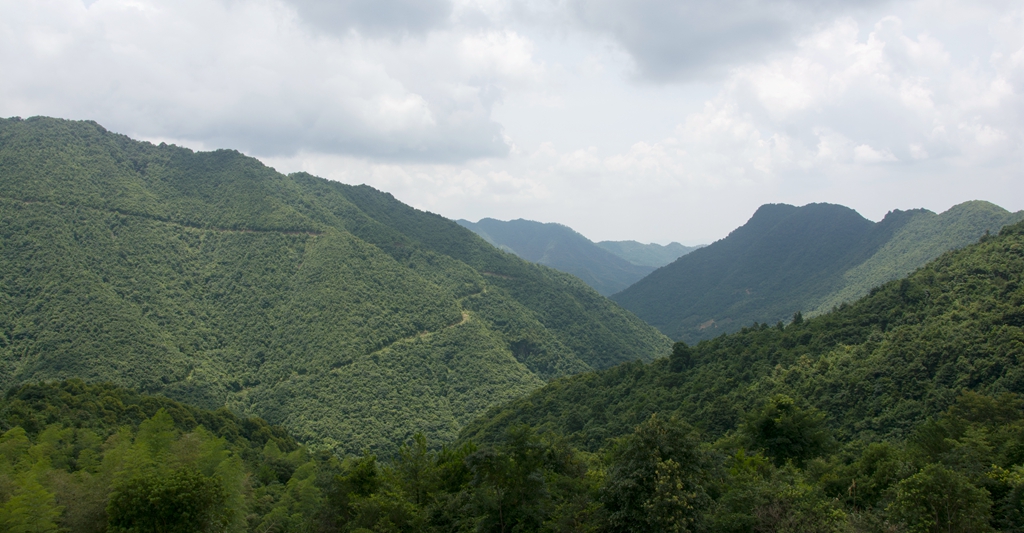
left=457, top=221, right=1024, bottom=530
left=0, top=461, right=62, bottom=533
left=107, top=466, right=229, bottom=533
left=887, top=464, right=992, bottom=533
left=0, top=116, right=671, bottom=455
left=739, top=395, right=832, bottom=466
left=0, top=382, right=344, bottom=533
left=811, top=200, right=1024, bottom=315
left=463, top=220, right=1024, bottom=450
left=468, top=425, right=550, bottom=532
left=600, top=415, right=714, bottom=533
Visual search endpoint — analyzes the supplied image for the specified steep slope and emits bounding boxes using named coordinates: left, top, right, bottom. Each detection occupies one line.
left=595, top=240, right=701, bottom=268
left=0, top=117, right=671, bottom=455
left=811, top=200, right=1024, bottom=314
left=613, top=203, right=900, bottom=342
left=614, top=202, right=1022, bottom=343
left=462, top=219, right=1024, bottom=450
left=457, top=218, right=656, bottom=296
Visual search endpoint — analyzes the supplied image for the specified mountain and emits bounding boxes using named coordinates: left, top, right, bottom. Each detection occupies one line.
left=0, top=116, right=671, bottom=455
left=450, top=221, right=1024, bottom=532
left=462, top=218, right=1024, bottom=451
left=809, top=200, right=1024, bottom=314
left=9, top=220, right=1024, bottom=533
left=595, top=240, right=702, bottom=268
left=456, top=218, right=657, bottom=296
left=613, top=201, right=1023, bottom=343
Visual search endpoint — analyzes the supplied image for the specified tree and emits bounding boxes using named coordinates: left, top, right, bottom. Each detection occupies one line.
left=740, top=395, right=832, bottom=467
left=887, top=464, right=992, bottom=533
left=0, top=463, right=63, bottom=533
left=107, top=466, right=229, bottom=533
left=468, top=425, right=549, bottom=533
left=669, top=342, right=694, bottom=373
left=600, top=415, right=714, bottom=533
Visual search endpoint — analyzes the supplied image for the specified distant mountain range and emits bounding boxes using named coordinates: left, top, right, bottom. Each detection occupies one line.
left=0, top=117, right=671, bottom=455
left=463, top=214, right=1024, bottom=464
left=612, top=201, right=1024, bottom=344
left=456, top=218, right=700, bottom=296
left=595, top=240, right=703, bottom=268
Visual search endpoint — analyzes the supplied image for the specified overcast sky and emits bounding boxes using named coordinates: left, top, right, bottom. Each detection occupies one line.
left=2, top=0, right=1021, bottom=244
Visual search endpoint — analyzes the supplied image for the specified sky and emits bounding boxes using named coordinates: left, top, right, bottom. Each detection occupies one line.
left=2, top=0, right=1021, bottom=244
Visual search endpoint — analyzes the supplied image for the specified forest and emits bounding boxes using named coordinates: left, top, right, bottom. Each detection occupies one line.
left=2, top=199, right=1023, bottom=531
left=0, top=117, right=670, bottom=456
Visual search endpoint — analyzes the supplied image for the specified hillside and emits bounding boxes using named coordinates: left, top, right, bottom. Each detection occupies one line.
left=595, top=239, right=702, bottom=268
left=614, top=201, right=1023, bottom=343
left=8, top=220, right=1024, bottom=532
left=457, top=218, right=657, bottom=295
left=462, top=218, right=1024, bottom=450
left=810, top=200, right=1024, bottom=314
left=0, top=116, right=671, bottom=456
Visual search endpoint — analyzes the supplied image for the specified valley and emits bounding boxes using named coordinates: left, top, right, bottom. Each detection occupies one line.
left=1, top=117, right=1022, bottom=533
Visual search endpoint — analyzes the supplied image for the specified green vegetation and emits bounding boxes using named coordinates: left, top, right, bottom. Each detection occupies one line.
left=457, top=218, right=657, bottom=296
left=6, top=379, right=1024, bottom=532
left=614, top=202, right=1022, bottom=344
left=595, top=240, right=702, bottom=268
left=811, top=200, right=1024, bottom=315
left=0, top=117, right=671, bottom=456
left=0, top=380, right=327, bottom=533
left=448, top=219, right=1024, bottom=531
left=2, top=161, right=1022, bottom=531
left=465, top=219, right=1024, bottom=447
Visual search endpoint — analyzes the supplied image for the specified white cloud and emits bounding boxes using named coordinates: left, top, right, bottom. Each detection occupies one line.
left=0, top=0, right=552, bottom=161
left=854, top=144, right=900, bottom=163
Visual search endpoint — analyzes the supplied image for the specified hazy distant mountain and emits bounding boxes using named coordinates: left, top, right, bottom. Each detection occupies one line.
left=456, top=218, right=661, bottom=296
left=595, top=240, right=702, bottom=268
left=613, top=201, right=1023, bottom=344
left=0, top=117, right=671, bottom=455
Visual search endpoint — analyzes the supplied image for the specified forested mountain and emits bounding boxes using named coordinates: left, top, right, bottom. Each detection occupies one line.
left=595, top=240, right=702, bottom=268
left=614, top=201, right=1023, bottom=343
left=449, top=220, right=1024, bottom=532
left=457, top=218, right=672, bottom=296
left=0, top=116, right=671, bottom=456
left=465, top=218, right=1024, bottom=447
left=7, top=222, right=1024, bottom=533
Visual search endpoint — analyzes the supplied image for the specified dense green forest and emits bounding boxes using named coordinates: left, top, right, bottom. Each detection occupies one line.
left=448, top=219, right=1024, bottom=531
left=8, top=382, right=1023, bottom=533
left=0, top=117, right=671, bottom=456
left=614, top=201, right=1023, bottom=344
left=456, top=218, right=657, bottom=296
left=8, top=214, right=1024, bottom=533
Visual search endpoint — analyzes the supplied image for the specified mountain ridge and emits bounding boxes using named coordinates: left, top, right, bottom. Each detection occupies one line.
left=613, top=200, right=1023, bottom=343
left=462, top=216, right=1024, bottom=449
left=0, top=116, right=672, bottom=455
left=456, top=217, right=698, bottom=296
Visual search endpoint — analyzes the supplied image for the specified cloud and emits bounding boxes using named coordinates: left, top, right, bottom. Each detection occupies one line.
left=260, top=5, right=1023, bottom=244
left=0, top=0, right=548, bottom=162
left=285, top=0, right=453, bottom=36
left=563, top=0, right=891, bottom=81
